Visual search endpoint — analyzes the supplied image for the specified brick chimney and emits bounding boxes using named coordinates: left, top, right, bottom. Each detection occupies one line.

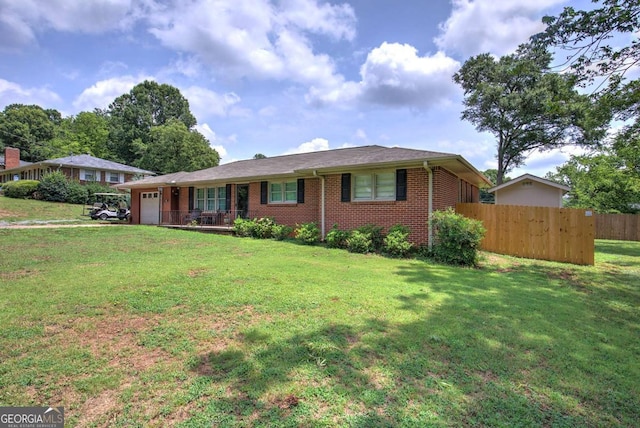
left=4, top=147, right=20, bottom=170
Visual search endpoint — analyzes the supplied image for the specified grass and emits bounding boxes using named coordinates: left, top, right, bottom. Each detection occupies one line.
left=0, top=195, right=90, bottom=223
left=0, top=223, right=639, bottom=426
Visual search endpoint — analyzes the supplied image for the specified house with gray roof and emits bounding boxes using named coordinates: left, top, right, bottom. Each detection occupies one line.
left=116, top=145, right=491, bottom=245
left=0, top=147, right=155, bottom=185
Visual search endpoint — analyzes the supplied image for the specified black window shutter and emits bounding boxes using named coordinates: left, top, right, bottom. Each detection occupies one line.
left=260, top=181, right=268, bottom=204
left=188, top=186, right=194, bottom=209
left=396, top=169, right=407, bottom=201
left=341, top=173, right=351, bottom=202
left=225, top=184, right=232, bottom=211
left=297, top=178, right=305, bottom=203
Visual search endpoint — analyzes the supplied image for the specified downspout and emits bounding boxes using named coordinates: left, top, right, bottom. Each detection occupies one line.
left=313, top=170, right=326, bottom=239
left=423, top=161, right=434, bottom=250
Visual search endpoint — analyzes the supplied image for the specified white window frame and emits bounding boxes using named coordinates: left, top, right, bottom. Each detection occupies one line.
left=195, top=186, right=227, bottom=211
left=107, top=172, right=123, bottom=183
left=269, top=180, right=297, bottom=203
left=353, top=171, right=396, bottom=201
left=81, top=169, right=100, bottom=181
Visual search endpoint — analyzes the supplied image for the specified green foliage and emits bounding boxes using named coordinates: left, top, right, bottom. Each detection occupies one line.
left=84, top=182, right=122, bottom=204
left=37, top=171, right=69, bottom=202
left=0, top=104, right=60, bottom=162
left=1, top=180, right=39, bottom=199
left=382, top=225, right=414, bottom=258
left=325, top=225, right=350, bottom=249
left=430, top=208, right=486, bottom=266
left=294, top=222, right=320, bottom=245
left=346, top=230, right=373, bottom=254
left=271, top=224, right=293, bottom=241
left=355, top=224, right=385, bottom=251
left=66, top=181, right=89, bottom=205
left=233, top=217, right=290, bottom=240
left=453, top=46, right=600, bottom=185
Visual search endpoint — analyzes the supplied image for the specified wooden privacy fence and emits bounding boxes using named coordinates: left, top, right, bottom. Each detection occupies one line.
left=456, top=203, right=595, bottom=265
left=595, top=213, right=640, bottom=241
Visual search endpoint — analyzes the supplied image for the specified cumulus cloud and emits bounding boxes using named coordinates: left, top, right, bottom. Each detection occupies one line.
left=0, top=0, right=141, bottom=50
left=147, top=0, right=354, bottom=87
left=435, top=0, right=566, bottom=57
left=308, top=42, right=460, bottom=109
left=0, top=79, right=62, bottom=109
left=72, top=75, right=152, bottom=111
left=284, top=137, right=331, bottom=154
left=195, top=123, right=228, bottom=159
left=181, top=86, right=242, bottom=119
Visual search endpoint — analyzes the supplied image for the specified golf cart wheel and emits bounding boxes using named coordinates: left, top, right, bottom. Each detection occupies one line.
left=99, top=213, right=109, bottom=220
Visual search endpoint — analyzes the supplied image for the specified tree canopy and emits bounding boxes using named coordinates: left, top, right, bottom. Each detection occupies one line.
left=453, top=46, right=600, bottom=185
left=0, top=104, right=62, bottom=162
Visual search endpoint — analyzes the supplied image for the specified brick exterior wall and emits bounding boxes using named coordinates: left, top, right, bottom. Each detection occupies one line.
left=133, top=167, right=480, bottom=246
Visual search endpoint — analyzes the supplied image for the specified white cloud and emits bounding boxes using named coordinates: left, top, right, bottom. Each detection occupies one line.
left=284, top=137, right=330, bottom=154
left=72, top=75, right=152, bottom=111
left=195, top=123, right=228, bottom=160
left=435, top=0, right=566, bottom=57
left=181, top=86, right=242, bottom=119
left=0, top=0, right=141, bottom=50
left=0, top=79, right=62, bottom=109
left=308, top=43, right=460, bottom=109
left=147, top=0, right=353, bottom=88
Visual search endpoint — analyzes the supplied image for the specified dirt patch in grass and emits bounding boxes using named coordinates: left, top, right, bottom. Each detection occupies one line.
left=0, top=269, right=40, bottom=281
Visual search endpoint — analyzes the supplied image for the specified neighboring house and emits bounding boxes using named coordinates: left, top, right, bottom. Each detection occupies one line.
left=116, top=145, right=491, bottom=246
left=0, top=147, right=155, bottom=185
left=487, top=173, right=570, bottom=208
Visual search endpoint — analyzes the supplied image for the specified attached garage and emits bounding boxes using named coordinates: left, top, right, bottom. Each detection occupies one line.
left=140, top=191, right=160, bottom=224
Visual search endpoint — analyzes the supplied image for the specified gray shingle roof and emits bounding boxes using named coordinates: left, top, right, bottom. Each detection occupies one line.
left=42, top=154, right=154, bottom=175
left=118, top=145, right=491, bottom=188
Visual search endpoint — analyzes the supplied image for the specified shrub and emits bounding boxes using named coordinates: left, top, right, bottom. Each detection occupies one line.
left=346, top=229, right=373, bottom=254
left=382, top=224, right=414, bottom=258
left=253, top=217, right=276, bottom=239
left=37, top=171, right=69, bottom=202
left=234, top=218, right=255, bottom=237
left=325, top=225, right=349, bottom=249
left=66, top=181, right=89, bottom=204
left=2, top=180, right=39, bottom=199
left=430, top=208, right=486, bottom=266
left=294, top=222, right=320, bottom=245
left=85, top=182, right=119, bottom=204
left=355, top=224, right=385, bottom=252
left=271, top=224, right=293, bottom=241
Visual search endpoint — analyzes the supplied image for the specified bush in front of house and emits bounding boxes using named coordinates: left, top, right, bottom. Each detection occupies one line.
left=233, top=218, right=254, bottom=237
left=346, top=229, right=373, bottom=254
left=2, top=180, right=39, bottom=199
left=37, top=171, right=69, bottom=202
left=430, top=207, right=486, bottom=266
left=294, top=222, right=320, bottom=245
left=234, top=217, right=292, bottom=240
left=355, top=224, right=385, bottom=252
left=272, top=224, right=294, bottom=241
left=382, top=224, right=414, bottom=258
left=66, top=180, right=89, bottom=204
left=325, top=225, right=350, bottom=249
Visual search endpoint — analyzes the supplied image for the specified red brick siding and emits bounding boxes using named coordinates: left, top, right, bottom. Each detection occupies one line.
left=4, top=147, right=20, bottom=170
left=248, top=178, right=321, bottom=226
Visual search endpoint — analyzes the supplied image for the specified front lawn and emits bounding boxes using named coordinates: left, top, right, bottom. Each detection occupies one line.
left=0, top=226, right=638, bottom=427
left=0, top=195, right=89, bottom=223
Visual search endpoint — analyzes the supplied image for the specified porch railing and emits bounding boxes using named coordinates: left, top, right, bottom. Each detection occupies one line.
left=160, top=210, right=256, bottom=228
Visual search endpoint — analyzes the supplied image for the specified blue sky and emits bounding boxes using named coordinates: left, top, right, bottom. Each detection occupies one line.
left=0, top=0, right=595, bottom=178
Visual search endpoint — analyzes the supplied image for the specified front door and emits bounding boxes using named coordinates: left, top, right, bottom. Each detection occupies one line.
left=236, top=184, right=249, bottom=219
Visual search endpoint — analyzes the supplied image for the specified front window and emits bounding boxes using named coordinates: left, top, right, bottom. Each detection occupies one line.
left=353, top=172, right=395, bottom=200
left=108, top=172, right=121, bottom=183
left=196, top=187, right=227, bottom=210
left=82, top=169, right=97, bottom=181
left=270, top=181, right=297, bottom=203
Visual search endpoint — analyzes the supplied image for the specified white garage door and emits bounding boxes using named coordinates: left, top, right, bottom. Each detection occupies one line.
left=140, top=191, right=160, bottom=224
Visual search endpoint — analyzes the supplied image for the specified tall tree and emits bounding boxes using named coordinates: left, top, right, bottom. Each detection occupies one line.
left=453, top=46, right=600, bottom=185
left=0, top=104, right=61, bottom=162
left=49, top=111, right=110, bottom=159
left=106, top=80, right=197, bottom=165
left=137, top=119, right=219, bottom=174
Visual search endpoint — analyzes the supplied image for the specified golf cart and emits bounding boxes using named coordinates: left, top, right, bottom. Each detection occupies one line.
left=84, top=192, right=130, bottom=221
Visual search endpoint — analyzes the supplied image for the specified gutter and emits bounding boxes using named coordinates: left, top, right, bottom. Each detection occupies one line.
left=313, top=170, right=326, bottom=239
left=423, top=161, right=434, bottom=250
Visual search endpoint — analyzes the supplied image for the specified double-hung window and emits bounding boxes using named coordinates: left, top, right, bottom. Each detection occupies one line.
left=270, top=181, right=297, bottom=203
left=353, top=172, right=395, bottom=200
left=82, top=169, right=97, bottom=181
left=195, top=187, right=227, bottom=210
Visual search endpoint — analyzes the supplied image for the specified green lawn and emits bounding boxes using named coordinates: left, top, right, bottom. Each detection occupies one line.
left=0, top=196, right=89, bottom=223
left=0, top=225, right=638, bottom=427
